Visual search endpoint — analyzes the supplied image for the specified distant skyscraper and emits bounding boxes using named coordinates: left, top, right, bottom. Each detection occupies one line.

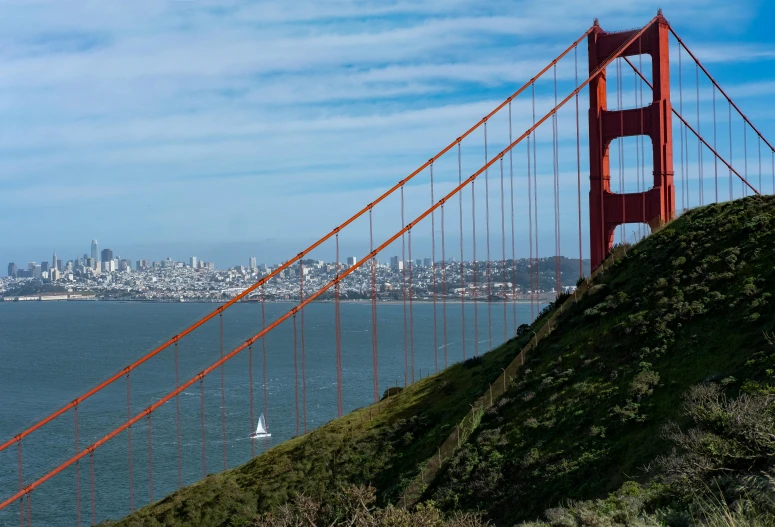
left=91, top=240, right=99, bottom=262
left=416, top=259, right=422, bottom=268
left=190, top=256, right=198, bottom=269
left=7, top=262, right=17, bottom=278
left=346, top=256, right=357, bottom=266
left=101, top=249, right=113, bottom=263
left=423, top=257, right=432, bottom=267
left=41, top=262, right=49, bottom=273
left=249, top=257, right=257, bottom=270
left=390, top=256, right=403, bottom=271
left=52, top=249, right=58, bottom=271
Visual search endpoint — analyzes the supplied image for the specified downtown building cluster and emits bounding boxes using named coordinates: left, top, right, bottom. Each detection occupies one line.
left=6, top=240, right=216, bottom=282
left=3, top=240, right=576, bottom=302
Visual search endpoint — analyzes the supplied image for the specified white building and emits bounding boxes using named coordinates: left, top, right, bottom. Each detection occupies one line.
left=346, top=256, right=357, bottom=267
left=249, top=257, right=257, bottom=270
left=190, top=256, right=198, bottom=269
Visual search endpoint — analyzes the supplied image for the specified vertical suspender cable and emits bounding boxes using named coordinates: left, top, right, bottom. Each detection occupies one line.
left=679, top=45, right=686, bottom=211
left=370, top=207, right=379, bottom=402
left=527, top=89, right=534, bottom=320
left=293, top=315, right=299, bottom=435
left=89, top=452, right=95, bottom=526
left=300, top=262, right=306, bottom=433
left=618, top=58, right=625, bottom=244
left=199, top=378, right=206, bottom=479
left=472, top=156, right=479, bottom=357
left=248, top=344, right=254, bottom=458
left=335, top=234, right=343, bottom=415
left=499, top=157, right=507, bottom=342
left=18, top=441, right=23, bottom=527
left=147, top=415, right=153, bottom=504
left=553, top=64, right=561, bottom=293
left=638, top=40, right=645, bottom=236
left=408, top=229, right=415, bottom=382
left=127, top=372, right=133, bottom=512
left=758, top=136, right=762, bottom=193
left=729, top=101, right=733, bottom=200
left=484, top=121, right=493, bottom=351
left=458, top=143, right=467, bottom=361
left=527, top=133, right=534, bottom=319
left=261, top=285, right=269, bottom=451
left=75, top=406, right=80, bottom=527
left=441, top=197, right=448, bottom=368
left=696, top=63, right=704, bottom=205
left=430, top=163, right=438, bottom=372
left=219, top=313, right=226, bottom=470
left=575, top=46, right=583, bottom=277
left=25, top=493, right=30, bottom=527
left=175, top=342, right=182, bottom=488
left=401, top=186, right=408, bottom=385
left=744, top=122, right=748, bottom=197
left=531, top=83, right=539, bottom=312
left=713, top=87, right=719, bottom=202
left=508, top=101, right=517, bottom=333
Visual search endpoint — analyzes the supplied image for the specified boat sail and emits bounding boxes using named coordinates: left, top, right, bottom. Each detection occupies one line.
left=250, top=413, right=271, bottom=439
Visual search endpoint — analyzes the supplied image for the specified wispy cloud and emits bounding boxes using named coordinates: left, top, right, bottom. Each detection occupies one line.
left=0, top=0, right=772, bottom=266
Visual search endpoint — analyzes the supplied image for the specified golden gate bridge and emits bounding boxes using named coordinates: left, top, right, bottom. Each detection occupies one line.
left=1, top=11, right=774, bottom=525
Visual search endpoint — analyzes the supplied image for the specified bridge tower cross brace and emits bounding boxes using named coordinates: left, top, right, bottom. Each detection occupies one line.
left=587, top=15, right=675, bottom=268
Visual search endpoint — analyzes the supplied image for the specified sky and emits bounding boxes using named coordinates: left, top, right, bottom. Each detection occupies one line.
left=1, top=0, right=774, bottom=269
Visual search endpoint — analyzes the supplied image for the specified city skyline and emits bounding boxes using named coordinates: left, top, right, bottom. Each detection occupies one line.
left=3, top=237, right=586, bottom=302
left=5, top=233, right=595, bottom=282
left=2, top=230, right=602, bottom=277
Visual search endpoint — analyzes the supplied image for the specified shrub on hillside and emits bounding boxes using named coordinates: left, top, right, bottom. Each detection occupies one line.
left=251, top=485, right=488, bottom=526
left=656, top=383, right=775, bottom=489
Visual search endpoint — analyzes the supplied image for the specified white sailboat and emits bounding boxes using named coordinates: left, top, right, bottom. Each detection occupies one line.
left=249, top=413, right=271, bottom=439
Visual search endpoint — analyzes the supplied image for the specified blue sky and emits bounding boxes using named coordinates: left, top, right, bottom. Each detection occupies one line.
left=1, top=0, right=774, bottom=269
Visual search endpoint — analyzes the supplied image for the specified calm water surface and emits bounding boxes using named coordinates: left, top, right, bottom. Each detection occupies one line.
left=0, top=300, right=543, bottom=526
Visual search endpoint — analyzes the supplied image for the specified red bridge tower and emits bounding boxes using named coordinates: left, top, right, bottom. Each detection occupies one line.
left=588, top=14, right=675, bottom=268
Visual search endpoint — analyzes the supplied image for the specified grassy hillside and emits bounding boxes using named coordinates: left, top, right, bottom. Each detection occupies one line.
left=104, top=311, right=552, bottom=526
left=427, top=195, right=775, bottom=525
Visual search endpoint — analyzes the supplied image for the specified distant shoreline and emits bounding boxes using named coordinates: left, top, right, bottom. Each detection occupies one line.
left=1, top=296, right=554, bottom=305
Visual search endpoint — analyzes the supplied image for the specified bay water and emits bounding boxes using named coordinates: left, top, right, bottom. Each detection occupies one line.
left=0, top=300, right=543, bottom=525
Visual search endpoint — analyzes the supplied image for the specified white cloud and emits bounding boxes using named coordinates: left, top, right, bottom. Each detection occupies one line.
left=0, top=0, right=772, bottom=267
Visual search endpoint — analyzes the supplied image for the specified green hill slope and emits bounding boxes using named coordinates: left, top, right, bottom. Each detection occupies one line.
left=109, top=195, right=775, bottom=527
left=426, top=195, right=775, bottom=525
